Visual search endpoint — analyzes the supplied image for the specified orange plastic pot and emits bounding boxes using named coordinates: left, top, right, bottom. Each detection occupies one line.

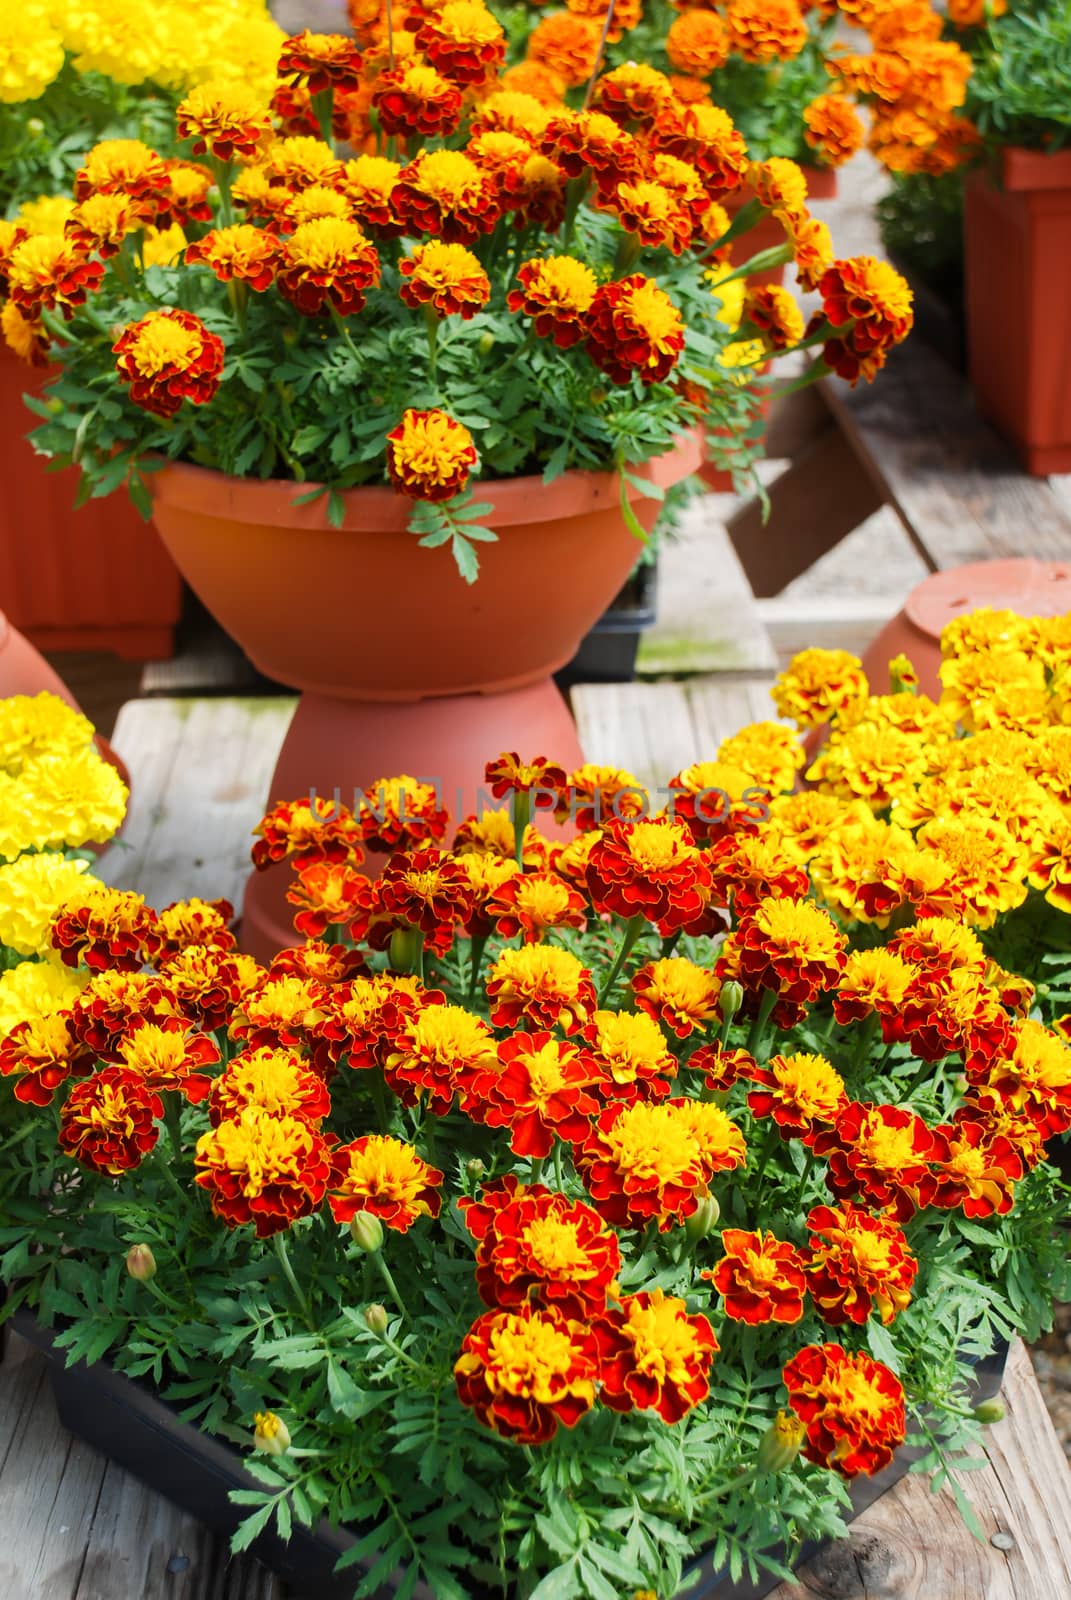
left=964, top=148, right=1071, bottom=476
left=0, top=348, right=183, bottom=658
left=149, top=433, right=703, bottom=959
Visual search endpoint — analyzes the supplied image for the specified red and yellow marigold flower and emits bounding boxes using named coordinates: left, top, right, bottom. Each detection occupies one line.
left=726, top=0, right=807, bottom=62
left=747, top=1052, right=848, bottom=1138
left=457, top=854, right=521, bottom=936
left=372, top=845, right=475, bottom=955
left=632, top=956, right=720, bottom=1039
left=157, top=944, right=263, bottom=1033
left=384, top=1003, right=497, bottom=1115
left=277, top=217, right=381, bottom=317
left=488, top=871, right=587, bottom=943
left=358, top=774, right=451, bottom=853
left=783, top=1343, right=906, bottom=1477
left=269, top=941, right=366, bottom=988
left=810, top=1101, right=937, bottom=1221
left=980, top=1019, right=1071, bottom=1138
left=804, top=1203, right=917, bottom=1326
left=263, top=137, right=345, bottom=195
left=115, top=1016, right=220, bottom=1102
left=461, top=1180, right=621, bottom=1318
left=185, top=225, right=279, bottom=291
left=0, top=1013, right=90, bottom=1107
left=587, top=274, right=685, bottom=387
left=113, top=309, right=225, bottom=419
left=277, top=30, right=365, bottom=93
left=927, top=1114, right=1023, bottom=1218
left=788, top=210, right=835, bottom=292
left=507, top=255, right=598, bottom=349
left=386, top=407, right=478, bottom=503
left=707, top=833, right=809, bottom=916
left=666, top=10, right=730, bottom=75
left=651, top=102, right=749, bottom=194
left=74, top=140, right=170, bottom=210
left=413, top=0, right=506, bottom=86
left=486, top=945, right=597, bottom=1035
left=833, top=948, right=917, bottom=1024
left=328, top=1133, right=442, bottom=1230
left=896, top=967, right=1013, bottom=1073
left=286, top=858, right=376, bottom=941
left=68, top=970, right=177, bottom=1059
left=540, top=109, right=642, bottom=189
left=312, top=972, right=432, bottom=1072
left=526, top=13, right=602, bottom=88
left=473, top=1032, right=604, bottom=1156
left=0, top=220, right=28, bottom=297
left=64, top=193, right=140, bottom=258
left=555, top=764, right=645, bottom=831
left=253, top=794, right=364, bottom=871
left=605, top=178, right=694, bottom=255
left=59, top=1066, right=162, bottom=1176
left=668, top=760, right=769, bottom=845
left=772, top=648, right=869, bottom=729
left=1, top=301, right=48, bottom=367
left=175, top=82, right=272, bottom=162
left=399, top=240, right=490, bottom=319
left=706, top=1229, right=809, bottom=1324
left=576, top=1098, right=744, bottom=1231
left=209, top=1046, right=331, bottom=1128
left=391, top=149, right=499, bottom=244
left=719, top=897, right=847, bottom=1025
left=161, top=160, right=214, bottom=227
left=592, top=64, right=677, bottom=129
left=340, top=154, right=402, bottom=235
left=229, top=974, right=328, bottom=1053
left=155, top=897, right=235, bottom=957
left=373, top=61, right=462, bottom=138
left=195, top=1107, right=333, bottom=1238
left=455, top=1303, right=599, bottom=1444
left=471, top=88, right=553, bottom=140
left=594, top=1290, right=718, bottom=1422
left=688, top=1042, right=756, bottom=1095
left=804, top=93, right=866, bottom=167
left=743, top=285, right=805, bottom=352
left=580, top=1009, right=676, bottom=1102
left=484, top=751, right=568, bottom=800
left=818, top=256, right=914, bottom=382
left=7, top=234, right=103, bottom=320
left=50, top=885, right=163, bottom=973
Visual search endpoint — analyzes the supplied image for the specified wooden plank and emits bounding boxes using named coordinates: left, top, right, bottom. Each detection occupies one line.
left=826, top=340, right=1071, bottom=571
left=685, top=677, right=783, bottom=753
left=756, top=596, right=900, bottom=668
left=571, top=680, right=699, bottom=795
left=762, top=383, right=833, bottom=463
left=99, top=698, right=294, bottom=914
left=768, top=1339, right=1071, bottom=1600
left=724, top=423, right=884, bottom=598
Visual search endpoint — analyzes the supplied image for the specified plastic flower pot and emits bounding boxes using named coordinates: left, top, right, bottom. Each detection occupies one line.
left=558, top=560, right=658, bottom=686
left=0, top=346, right=183, bottom=659
left=7, top=1307, right=1008, bottom=1600
left=146, top=431, right=703, bottom=960
left=964, top=148, right=1071, bottom=476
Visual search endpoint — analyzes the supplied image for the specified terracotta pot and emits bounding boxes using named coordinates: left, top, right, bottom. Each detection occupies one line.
left=0, top=347, right=183, bottom=659
left=964, top=148, right=1071, bottom=476
left=149, top=434, right=703, bottom=959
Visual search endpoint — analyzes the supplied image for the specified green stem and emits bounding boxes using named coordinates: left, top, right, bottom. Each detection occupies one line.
left=598, top=913, right=645, bottom=1005
left=746, top=986, right=778, bottom=1058
left=553, top=1140, right=566, bottom=1194
left=900, top=1055, right=940, bottom=1103
left=530, top=1156, right=546, bottom=1186
left=512, top=790, right=531, bottom=870
left=373, top=1250, right=407, bottom=1318
left=274, top=1232, right=315, bottom=1328
left=467, top=933, right=487, bottom=1003
left=423, top=304, right=439, bottom=388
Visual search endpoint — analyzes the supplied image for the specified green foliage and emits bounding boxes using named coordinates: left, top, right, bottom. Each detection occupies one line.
left=967, top=0, right=1071, bottom=151
left=876, top=172, right=965, bottom=296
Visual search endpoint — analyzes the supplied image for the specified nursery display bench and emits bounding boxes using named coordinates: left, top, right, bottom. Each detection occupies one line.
left=3, top=689, right=1071, bottom=1599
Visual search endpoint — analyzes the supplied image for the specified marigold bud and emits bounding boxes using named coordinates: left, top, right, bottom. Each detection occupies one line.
left=756, top=1410, right=806, bottom=1472
left=973, top=1398, right=1005, bottom=1424
left=465, top=1158, right=486, bottom=1183
left=719, top=980, right=744, bottom=1024
left=125, top=1243, right=157, bottom=1281
left=350, top=1211, right=385, bottom=1253
left=46, top=398, right=65, bottom=415
left=685, top=1193, right=720, bottom=1241
left=389, top=925, right=423, bottom=974
left=27, top=118, right=45, bottom=136
left=253, top=1411, right=291, bottom=1456
left=479, top=332, right=495, bottom=353
left=364, top=1303, right=389, bottom=1335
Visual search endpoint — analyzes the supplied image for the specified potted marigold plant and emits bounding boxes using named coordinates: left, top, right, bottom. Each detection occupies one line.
left=1, top=614, right=1070, bottom=1599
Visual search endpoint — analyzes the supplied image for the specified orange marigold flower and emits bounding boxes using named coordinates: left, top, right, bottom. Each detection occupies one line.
left=666, top=9, right=730, bottom=75
left=632, top=956, right=720, bottom=1039
left=668, top=72, right=712, bottom=105
left=747, top=1051, right=848, bottom=1137
left=593, top=63, right=678, bottom=128
left=809, top=1101, right=937, bottom=1221
left=74, top=139, right=170, bottom=211
left=277, top=217, right=381, bottom=317
left=579, top=1008, right=676, bottom=1102
left=486, top=944, right=597, bottom=1035
left=576, top=1098, right=744, bottom=1230
left=946, top=0, right=1006, bottom=25
left=7, top=234, right=103, bottom=320
left=540, top=109, right=642, bottom=192
left=586, top=273, right=685, bottom=387
left=743, top=284, right=805, bottom=351
left=473, top=1031, right=604, bottom=1157
left=253, top=794, right=364, bottom=872
left=783, top=1343, right=905, bottom=1477
left=500, top=58, right=568, bottom=103
left=286, top=858, right=376, bottom=941
left=788, top=210, right=835, bottom=292
left=209, top=1046, right=331, bottom=1128
left=772, top=647, right=869, bottom=729
left=115, top=1016, right=220, bottom=1102
left=927, top=1114, right=1024, bottom=1218
left=565, top=0, right=642, bottom=41
left=461, top=1180, right=621, bottom=1319
left=113, top=309, right=225, bottom=420
left=507, top=255, right=598, bottom=348
left=59, top=1066, right=162, bottom=1175
left=194, top=1107, right=333, bottom=1237
left=277, top=30, right=365, bottom=94
left=706, top=1229, right=808, bottom=1324
left=64, top=193, right=141, bottom=257
left=386, top=407, right=478, bottom=503
left=414, top=0, right=506, bottom=87
left=803, top=93, right=865, bottom=167
left=399, top=240, right=490, bottom=319
left=384, top=1002, right=497, bottom=1115
left=819, top=255, right=914, bottom=382
left=186, top=223, right=279, bottom=291
left=455, top=1303, right=599, bottom=1444
left=339, top=154, right=402, bottom=235
left=605, top=178, right=694, bottom=254
left=719, top=896, right=847, bottom=1025
left=726, top=0, right=807, bottom=61
left=312, top=972, right=433, bottom=1072
left=980, top=1019, right=1071, bottom=1139
left=50, top=885, right=163, bottom=973
left=0, top=1013, right=90, bottom=1107
left=393, top=149, right=499, bottom=244
left=747, top=156, right=809, bottom=217
left=828, top=49, right=911, bottom=103
left=594, top=1289, right=718, bottom=1421
left=372, top=844, right=475, bottom=955
left=526, top=13, right=602, bottom=88
left=488, top=871, right=587, bottom=943
left=868, top=0, right=945, bottom=47
left=230, top=974, right=328, bottom=1053
left=805, top=1202, right=916, bottom=1326
left=373, top=61, right=462, bottom=138
left=585, top=815, right=718, bottom=937
left=175, top=82, right=272, bottom=162
left=328, top=1133, right=443, bottom=1230
left=668, top=760, right=770, bottom=844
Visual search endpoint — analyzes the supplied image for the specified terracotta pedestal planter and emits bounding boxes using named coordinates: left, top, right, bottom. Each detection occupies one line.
left=0, top=347, right=183, bottom=658
left=148, top=433, right=702, bottom=960
left=964, top=148, right=1071, bottom=476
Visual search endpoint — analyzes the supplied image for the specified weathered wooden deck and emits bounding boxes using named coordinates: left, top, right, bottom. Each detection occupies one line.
left=3, top=689, right=1071, bottom=1598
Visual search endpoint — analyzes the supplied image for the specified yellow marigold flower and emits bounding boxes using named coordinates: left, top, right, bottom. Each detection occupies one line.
left=807, top=724, right=931, bottom=809
left=0, top=10, right=64, bottom=104
left=726, top=0, right=807, bottom=63
left=915, top=816, right=1029, bottom=925
left=0, top=959, right=86, bottom=1037
left=386, top=408, right=478, bottom=503
left=807, top=818, right=915, bottom=925
left=0, top=691, right=94, bottom=774
left=452, top=808, right=551, bottom=868
left=472, top=88, right=552, bottom=140
left=0, top=748, right=127, bottom=861
left=399, top=240, right=490, bottom=320
left=939, top=649, right=1051, bottom=734
left=283, top=186, right=353, bottom=229
left=141, top=224, right=188, bottom=268
left=253, top=1411, right=291, bottom=1455
left=836, top=690, right=956, bottom=749
left=772, top=648, right=869, bottom=730
left=264, top=136, right=345, bottom=193
left=834, top=948, right=916, bottom=1020
left=0, top=853, right=92, bottom=957
left=717, top=721, right=805, bottom=795
left=767, top=791, right=876, bottom=865
left=176, top=79, right=272, bottom=162
left=748, top=156, right=809, bottom=217
left=17, top=195, right=76, bottom=235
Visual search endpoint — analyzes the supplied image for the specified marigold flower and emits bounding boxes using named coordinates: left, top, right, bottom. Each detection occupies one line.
left=804, top=93, right=865, bottom=167
left=593, top=64, right=677, bottom=128
left=580, top=1008, right=676, bottom=1102
left=253, top=794, right=364, bottom=872
left=565, top=0, right=642, bottom=40
left=59, top=1066, right=162, bottom=1176
left=747, top=1052, right=848, bottom=1138
left=161, top=160, right=214, bottom=227
left=358, top=775, right=451, bottom=853
left=576, top=1098, right=744, bottom=1231
left=0, top=961, right=84, bottom=1039
left=373, top=61, right=462, bottom=138
left=270, top=941, right=366, bottom=988
left=946, top=0, right=1006, bottom=24
left=585, top=815, right=718, bottom=937
left=115, top=1016, right=220, bottom=1101
left=339, top=154, right=402, bottom=235
left=287, top=858, right=376, bottom=941
left=587, top=274, right=685, bottom=387
left=195, top=1107, right=333, bottom=1237
left=540, top=110, right=642, bottom=190
left=805, top=1203, right=916, bottom=1327
left=668, top=760, right=769, bottom=844
left=833, top=948, right=917, bottom=1025
left=605, top=179, right=694, bottom=255
left=263, top=137, right=345, bottom=194
left=455, top=1303, right=599, bottom=1444
left=488, top=871, right=588, bottom=943
left=927, top=1115, right=1023, bottom=1218
left=0, top=1012, right=91, bottom=1107
left=176, top=81, right=272, bottom=161
left=706, top=1229, right=808, bottom=1324
left=788, top=210, right=835, bottom=293
left=810, top=1101, right=937, bottom=1221
left=471, top=89, right=553, bottom=141
left=399, top=240, right=490, bottom=320
left=277, top=216, right=380, bottom=317
left=707, top=833, right=809, bottom=917
left=67, top=969, right=177, bottom=1058
left=501, top=153, right=568, bottom=229
left=982, top=1019, right=1071, bottom=1139
left=555, top=764, right=645, bottom=830
left=688, top=1042, right=755, bottom=1095
left=526, top=13, right=602, bottom=87
left=74, top=140, right=170, bottom=210
left=720, top=897, right=847, bottom=1026
left=461, top=1181, right=621, bottom=1318
left=474, top=1032, right=604, bottom=1157
left=819, top=256, right=914, bottom=383
left=230, top=974, right=328, bottom=1053
left=328, top=1133, right=442, bottom=1230
left=373, top=844, right=476, bottom=954
left=385, top=407, right=478, bottom=503
left=1, top=300, right=48, bottom=367
left=484, top=751, right=568, bottom=800
left=500, top=58, right=568, bottom=103
left=507, top=255, right=598, bottom=348
left=486, top=945, right=597, bottom=1035
left=209, top=1046, right=330, bottom=1128
left=113, top=309, right=225, bottom=419
left=277, top=30, right=364, bottom=93
left=772, top=647, right=869, bottom=729
left=313, top=972, right=433, bottom=1072
left=632, top=956, right=720, bottom=1039
left=50, top=885, right=163, bottom=974
left=783, top=1343, right=905, bottom=1477
left=7, top=234, right=103, bottom=320
left=414, top=0, right=506, bottom=86
left=743, top=285, right=805, bottom=352
left=385, top=1003, right=497, bottom=1114
left=594, top=1290, right=717, bottom=1422
left=726, top=0, right=807, bottom=60
left=394, top=148, right=501, bottom=244
left=666, top=9, right=730, bottom=75
left=64, top=193, right=141, bottom=258
left=185, top=224, right=279, bottom=291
